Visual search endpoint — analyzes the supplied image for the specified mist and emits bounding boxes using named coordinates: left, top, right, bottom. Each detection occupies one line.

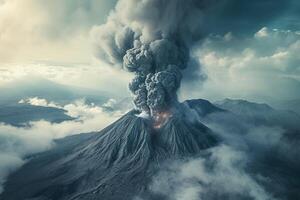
left=0, top=97, right=124, bottom=193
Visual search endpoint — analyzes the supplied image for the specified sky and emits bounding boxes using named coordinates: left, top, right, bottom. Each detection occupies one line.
left=0, top=0, right=299, bottom=103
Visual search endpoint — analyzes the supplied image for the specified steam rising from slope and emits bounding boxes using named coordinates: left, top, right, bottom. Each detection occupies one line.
left=91, top=0, right=218, bottom=116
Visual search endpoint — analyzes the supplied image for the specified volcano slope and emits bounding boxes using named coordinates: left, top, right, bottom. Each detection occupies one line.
left=0, top=104, right=218, bottom=200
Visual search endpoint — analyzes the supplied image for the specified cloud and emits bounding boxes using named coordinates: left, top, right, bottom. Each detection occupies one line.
left=1, top=0, right=298, bottom=64
left=1, top=1, right=299, bottom=103
left=150, top=145, right=275, bottom=200
left=0, top=0, right=116, bottom=63
left=0, top=62, right=132, bottom=96
left=180, top=27, right=300, bottom=103
left=144, top=102, right=300, bottom=200
left=0, top=97, right=125, bottom=193
left=0, top=154, right=23, bottom=194
left=18, top=97, right=58, bottom=108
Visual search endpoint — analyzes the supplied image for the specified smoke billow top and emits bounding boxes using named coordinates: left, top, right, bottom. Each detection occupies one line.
left=92, top=0, right=216, bottom=116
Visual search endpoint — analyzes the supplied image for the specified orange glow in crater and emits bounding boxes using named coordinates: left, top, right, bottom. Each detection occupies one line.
left=153, top=111, right=172, bottom=129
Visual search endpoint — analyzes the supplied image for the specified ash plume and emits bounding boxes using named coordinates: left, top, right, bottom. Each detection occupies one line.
left=91, top=0, right=218, bottom=116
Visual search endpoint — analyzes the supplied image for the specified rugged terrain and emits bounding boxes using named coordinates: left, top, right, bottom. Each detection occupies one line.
left=1, top=99, right=300, bottom=200
left=0, top=101, right=218, bottom=200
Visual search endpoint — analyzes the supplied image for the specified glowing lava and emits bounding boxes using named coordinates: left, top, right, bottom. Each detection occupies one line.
left=153, top=111, right=173, bottom=129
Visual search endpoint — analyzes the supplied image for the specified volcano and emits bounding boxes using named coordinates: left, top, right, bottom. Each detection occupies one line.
left=0, top=102, right=217, bottom=200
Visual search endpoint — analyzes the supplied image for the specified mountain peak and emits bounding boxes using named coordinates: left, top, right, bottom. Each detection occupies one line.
left=216, top=98, right=274, bottom=113
left=1, top=107, right=217, bottom=200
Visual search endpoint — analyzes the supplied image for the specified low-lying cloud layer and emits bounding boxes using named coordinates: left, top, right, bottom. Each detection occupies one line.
left=1, top=97, right=300, bottom=198
left=0, top=97, right=124, bottom=193
left=0, top=63, right=132, bottom=97
left=149, top=145, right=274, bottom=200
left=135, top=100, right=300, bottom=199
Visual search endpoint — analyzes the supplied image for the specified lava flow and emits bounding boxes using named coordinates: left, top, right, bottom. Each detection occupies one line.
left=152, top=111, right=173, bottom=129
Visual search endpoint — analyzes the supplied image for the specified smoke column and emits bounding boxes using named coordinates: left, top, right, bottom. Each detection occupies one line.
left=92, top=0, right=217, bottom=117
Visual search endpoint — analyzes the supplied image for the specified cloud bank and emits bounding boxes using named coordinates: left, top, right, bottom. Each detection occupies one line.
left=149, top=145, right=275, bottom=200
left=138, top=101, right=300, bottom=200
left=1, top=0, right=299, bottom=105
left=180, top=27, right=300, bottom=103
left=0, top=63, right=132, bottom=97
left=0, top=97, right=124, bottom=193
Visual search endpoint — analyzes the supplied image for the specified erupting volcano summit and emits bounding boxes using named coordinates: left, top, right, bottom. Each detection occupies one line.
left=0, top=1, right=221, bottom=200
left=91, top=0, right=216, bottom=120
left=1, top=104, right=218, bottom=200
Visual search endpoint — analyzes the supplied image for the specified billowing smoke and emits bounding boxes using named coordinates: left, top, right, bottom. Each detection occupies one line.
left=91, top=0, right=217, bottom=116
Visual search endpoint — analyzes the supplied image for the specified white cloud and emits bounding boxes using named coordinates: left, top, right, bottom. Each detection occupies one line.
left=180, top=27, right=300, bottom=103
left=0, top=97, right=125, bottom=193
left=19, top=97, right=58, bottom=108
left=150, top=145, right=275, bottom=200
left=255, top=27, right=269, bottom=38
left=102, top=98, right=118, bottom=109
left=0, top=0, right=115, bottom=64
left=0, top=1, right=129, bottom=99
left=0, top=62, right=132, bottom=96
left=146, top=104, right=299, bottom=200
left=0, top=0, right=89, bottom=63
left=0, top=154, right=24, bottom=193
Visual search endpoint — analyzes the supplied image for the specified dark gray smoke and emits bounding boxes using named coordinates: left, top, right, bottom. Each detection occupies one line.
left=91, top=0, right=217, bottom=116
